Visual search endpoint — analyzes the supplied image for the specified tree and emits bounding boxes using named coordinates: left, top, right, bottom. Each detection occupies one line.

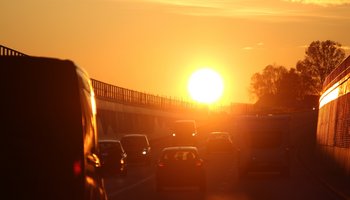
left=250, top=64, right=288, bottom=100
left=276, top=68, right=303, bottom=105
left=296, top=40, right=345, bottom=94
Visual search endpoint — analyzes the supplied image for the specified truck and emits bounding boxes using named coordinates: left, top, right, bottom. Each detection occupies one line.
left=1, top=56, right=107, bottom=200
left=233, top=114, right=291, bottom=178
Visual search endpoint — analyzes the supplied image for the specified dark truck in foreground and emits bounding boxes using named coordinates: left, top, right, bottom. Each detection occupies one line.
left=233, top=114, right=291, bottom=178
left=1, top=56, right=107, bottom=200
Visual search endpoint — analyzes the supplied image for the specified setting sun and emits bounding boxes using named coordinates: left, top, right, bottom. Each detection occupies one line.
left=188, top=68, right=224, bottom=104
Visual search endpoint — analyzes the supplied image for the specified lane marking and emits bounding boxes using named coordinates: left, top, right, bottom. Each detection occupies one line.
left=108, top=175, right=154, bottom=198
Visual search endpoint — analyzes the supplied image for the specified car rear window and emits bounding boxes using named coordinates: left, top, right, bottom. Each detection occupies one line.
left=121, top=136, right=148, bottom=147
left=99, top=142, right=123, bottom=153
left=162, top=150, right=198, bottom=161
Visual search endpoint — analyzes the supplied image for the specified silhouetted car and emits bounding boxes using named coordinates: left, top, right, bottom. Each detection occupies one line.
left=155, top=146, right=206, bottom=192
left=170, top=120, right=198, bottom=146
left=206, top=131, right=234, bottom=154
left=99, top=139, right=128, bottom=177
left=1, top=56, right=107, bottom=200
left=120, top=134, right=152, bottom=164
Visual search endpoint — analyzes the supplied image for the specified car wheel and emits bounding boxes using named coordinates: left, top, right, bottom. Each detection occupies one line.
left=120, top=168, right=127, bottom=177
left=280, top=167, right=290, bottom=178
left=238, top=169, right=247, bottom=180
left=199, top=181, right=206, bottom=192
left=156, top=183, right=163, bottom=192
left=145, top=157, right=152, bottom=166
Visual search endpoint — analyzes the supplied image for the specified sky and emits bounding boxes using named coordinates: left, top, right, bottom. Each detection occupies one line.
left=1, top=0, right=350, bottom=105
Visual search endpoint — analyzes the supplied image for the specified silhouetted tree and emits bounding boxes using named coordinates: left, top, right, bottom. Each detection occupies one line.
left=296, top=40, right=345, bottom=94
left=250, top=64, right=288, bottom=101
left=276, top=68, right=302, bottom=106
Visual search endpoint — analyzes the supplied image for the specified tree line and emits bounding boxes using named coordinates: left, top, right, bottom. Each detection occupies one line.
left=249, top=40, right=346, bottom=110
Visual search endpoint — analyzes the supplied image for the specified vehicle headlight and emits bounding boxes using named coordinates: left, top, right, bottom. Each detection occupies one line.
left=192, top=132, right=196, bottom=136
left=120, top=158, right=125, bottom=165
left=172, top=133, right=176, bottom=137
left=142, top=150, right=147, bottom=155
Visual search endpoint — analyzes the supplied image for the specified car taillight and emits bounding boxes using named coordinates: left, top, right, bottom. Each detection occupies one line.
left=157, top=162, right=165, bottom=167
left=195, top=160, right=203, bottom=167
left=73, top=160, right=82, bottom=176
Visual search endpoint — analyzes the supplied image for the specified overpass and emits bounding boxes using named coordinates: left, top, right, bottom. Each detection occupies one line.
left=92, top=79, right=209, bottom=140
left=1, top=44, right=210, bottom=140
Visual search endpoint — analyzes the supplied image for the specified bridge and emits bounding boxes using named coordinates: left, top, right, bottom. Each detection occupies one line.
left=91, top=78, right=210, bottom=140
left=0, top=45, right=213, bottom=141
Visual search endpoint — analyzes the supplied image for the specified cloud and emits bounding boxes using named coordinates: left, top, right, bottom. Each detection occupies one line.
left=134, top=0, right=350, bottom=22
left=341, top=46, right=350, bottom=50
left=125, top=0, right=350, bottom=22
left=243, top=47, right=254, bottom=50
left=298, top=44, right=309, bottom=49
left=283, top=0, right=350, bottom=6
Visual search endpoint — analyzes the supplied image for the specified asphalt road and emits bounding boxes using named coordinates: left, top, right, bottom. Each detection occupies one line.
left=103, top=143, right=341, bottom=200
left=103, top=111, right=347, bottom=200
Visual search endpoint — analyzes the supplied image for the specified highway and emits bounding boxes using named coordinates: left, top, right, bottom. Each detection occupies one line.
left=103, top=139, right=341, bottom=200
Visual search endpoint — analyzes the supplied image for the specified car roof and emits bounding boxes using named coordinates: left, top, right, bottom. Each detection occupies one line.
left=209, top=131, right=229, bottom=134
left=174, top=119, right=196, bottom=125
left=162, top=146, right=198, bottom=152
left=121, top=134, right=147, bottom=138
left=98, top=139, right=120, bottom=143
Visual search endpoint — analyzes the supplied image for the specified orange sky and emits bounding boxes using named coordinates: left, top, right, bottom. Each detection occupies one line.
left=1, top=0, right=350, bottom=105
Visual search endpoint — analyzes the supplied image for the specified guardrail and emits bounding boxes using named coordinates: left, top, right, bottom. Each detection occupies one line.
left=323, top=55, right=350, bottom=91
left=91, top=78, right=205, bottom=112
left=0, top=45, right=27, bottom=56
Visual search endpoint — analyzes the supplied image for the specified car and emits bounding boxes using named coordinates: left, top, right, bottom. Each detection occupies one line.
left=1, top=56, right=107, bottom=200
left=170, top=120, right=198, bottom=146
left=206, top=131, right=234, bottom=154
left=98, top=139, right=128, bottom=177
left=155, top=146, right=206, bottom=192
left=120, top=134, right=152, bottom=164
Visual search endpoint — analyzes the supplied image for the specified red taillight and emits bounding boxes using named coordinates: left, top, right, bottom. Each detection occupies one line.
left=157, top=162, right=165, bottom=167
left=73, top=160, right=82, bottom=176
left=195, top=160, right=203, bottom=167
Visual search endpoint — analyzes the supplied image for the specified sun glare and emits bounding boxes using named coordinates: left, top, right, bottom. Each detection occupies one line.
left=188, top=68, right=224, bottom=104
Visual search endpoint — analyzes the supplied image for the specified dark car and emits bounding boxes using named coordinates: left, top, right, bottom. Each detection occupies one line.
left=155, top=146, right=206, bottom=192
left=170, top=120, right=198, bottom=146
left=1, top=56, right=107, bottom=200
left=99, top=139, right=128, bottom=177
left=120, top=134, right=152, bottom=164
left=206, top=131, right=234, bottom=154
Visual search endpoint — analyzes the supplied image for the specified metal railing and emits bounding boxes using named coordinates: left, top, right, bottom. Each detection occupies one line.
left=323, top=55, right=350, bottom=91
left=91, top=79, right=204, bottom=112
left=0, top=45, right=27, bottom=56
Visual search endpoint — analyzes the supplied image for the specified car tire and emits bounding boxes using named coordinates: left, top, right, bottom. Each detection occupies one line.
left=156, top=183, right=163, bottom=192
left=280, top=167, right=290, bottom=178
left=199, top=183, right=206, bottom=192
left=120, top=168, right=127, bottom=177
left=238, top=168, right=247, bottom=180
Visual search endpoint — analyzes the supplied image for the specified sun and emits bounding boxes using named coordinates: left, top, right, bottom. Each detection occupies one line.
left=188, top=68, right=224, bottom=104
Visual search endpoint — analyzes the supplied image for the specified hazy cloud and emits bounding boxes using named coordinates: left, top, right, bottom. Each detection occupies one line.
left=243, top=42, right=264, bottom=51
left=341, top=46, right=350, bottom=50
left=284, top=0, right=350, bottom=6
left=135, top=0, right=350, bottom=21
left=298, top=45, right=309, bottom=49
left=243, top=46, right=254, bottom=50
